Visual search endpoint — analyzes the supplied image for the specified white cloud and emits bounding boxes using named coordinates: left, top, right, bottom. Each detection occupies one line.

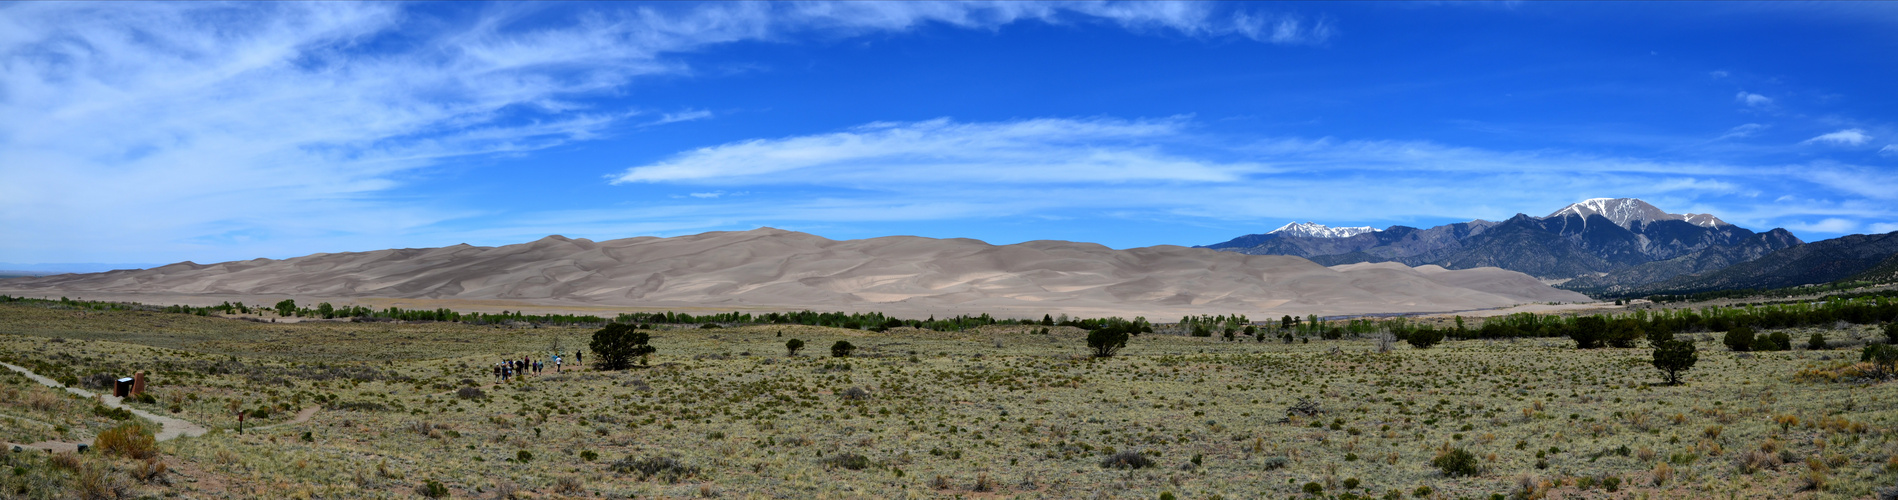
left=0, top=2, right=1330, bottom=262
left=611, top=117, right=1261, bottom=185
left=1802, top=128, right=1871, bottom=146
left=1871, top=223, right=1898, bottom=234
left=1785, top=218, right=1858, bottom=233
left=1881, top=144, right=1898, bottom=157
left=650, top=110, right=714, bottom=126
left=1715, top=123, right=1766, bottom=141
left=1710, top=70, right=1729, bottom=78
left=689, top=192, right=723, bottom=198
left=1735, top=91, right=1772, bottom=107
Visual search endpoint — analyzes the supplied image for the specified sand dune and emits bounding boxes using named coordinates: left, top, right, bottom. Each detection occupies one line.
left=0, top=228, right=1589, bottom=318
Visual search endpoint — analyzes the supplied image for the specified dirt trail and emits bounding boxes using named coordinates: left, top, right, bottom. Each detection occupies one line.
left=1, top=361, right=209, bottom=453
left=252, top=406, right=319, bottom=431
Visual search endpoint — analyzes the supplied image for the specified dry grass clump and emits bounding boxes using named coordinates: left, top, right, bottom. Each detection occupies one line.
left=94, top=421, right=157, bottom=460
left=1734, top=449, right=1781, bottom=473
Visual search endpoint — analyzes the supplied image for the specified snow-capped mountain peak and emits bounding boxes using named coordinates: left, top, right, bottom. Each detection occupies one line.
left=1268, top=222, right=1379, bottom=239
left=1544, top=198, right=1729, bottom=229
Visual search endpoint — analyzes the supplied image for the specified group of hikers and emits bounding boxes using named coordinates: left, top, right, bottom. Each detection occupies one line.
left=491, top=350, right=585, bottom=382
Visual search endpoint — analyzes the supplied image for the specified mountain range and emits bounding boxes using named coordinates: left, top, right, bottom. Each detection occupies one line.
left=0, top=228, right=1588, bottom=318
left=1589, top=230, right=1898, bottom=296
left=1201, top=198, right=1806, bottom=292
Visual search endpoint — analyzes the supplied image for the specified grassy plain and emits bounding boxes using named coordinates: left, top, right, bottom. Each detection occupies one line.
left=1, top=303, right=1895, bottom=499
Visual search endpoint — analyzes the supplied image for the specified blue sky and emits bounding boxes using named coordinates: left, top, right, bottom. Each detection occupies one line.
left=3, top=2, right=1896, bottom=266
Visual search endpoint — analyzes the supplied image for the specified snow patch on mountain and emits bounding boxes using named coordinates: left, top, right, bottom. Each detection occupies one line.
left=1268, top=222, right=1380, bottom=239
left=1545, top=198, right=1729, bottom=229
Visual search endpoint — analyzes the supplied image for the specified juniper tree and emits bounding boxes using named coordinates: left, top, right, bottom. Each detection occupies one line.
left=590, top=324, right=655, bottom=370
left=1652, top=339, right=1697, bottom=385
left=1088, top=324, right=1132, bottom=358
left=1723, top=327, right=1755, bottom=352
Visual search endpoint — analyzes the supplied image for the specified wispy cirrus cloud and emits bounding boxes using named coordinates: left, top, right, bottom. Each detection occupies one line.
left=1803, top=128, right=1872, bottom=146
left=1714, top=123, right=1767, bottom=141
left=611, top=117, right=1260, bottom=185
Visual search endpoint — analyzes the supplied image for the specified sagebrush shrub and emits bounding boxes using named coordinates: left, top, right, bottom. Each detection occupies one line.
left=1432, top=446, right=1480, bottom=477
left=822, top=453, right=872, bottom=470
left=1099, top=450, right=1152, bottom=469
left=610, top=456, right=701, bottom=483
left=416, top=480, right=448, bottom=498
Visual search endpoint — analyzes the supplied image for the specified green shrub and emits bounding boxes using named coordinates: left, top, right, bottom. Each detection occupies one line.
left=1751, top=335, right=1778, bottom=352
left=830, top=340, right=856, bottom=358
left=609, top=456, right=701, bottom=483
left=1571, top=316, right=1607, bottom=349
left=1723, top=327, right=1755, bottom=352
left=417, top=480, right=448, bottom=498
left=1304, top=482, right=1324, bottom=495
left=1884, top=322, right=1898, bottom=344
left=1767, top=332, right=1792, bottom=351
left=1646, top=324, right=1676, bottom=347
left=92, top=405, right=133, bottom=421
left=1605, top=318, right=1644, bottom=348
left=580, top=450, right=598, bottom=461
left=821, top=453, right=872, bottom=470
left=1862, top=344, right=1898, bottom=374
left=516, top=450, right=532, bottom=463
left=1406, top=328, right=1443, bottom=349
left=1100, top=450, right=1153, bottom=469
left=1808, top=333, right=1827, bottom=350
left=785, top=339, right=804, bottom=356
left=1432, top=447, right=1480, bottom=477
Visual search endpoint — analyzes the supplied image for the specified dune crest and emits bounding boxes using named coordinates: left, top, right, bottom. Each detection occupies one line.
left=1, top=228, right=1589, bottom=317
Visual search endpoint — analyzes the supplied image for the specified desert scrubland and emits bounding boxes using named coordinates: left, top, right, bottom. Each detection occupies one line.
left=1, top=301, right=1895, bottom=499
